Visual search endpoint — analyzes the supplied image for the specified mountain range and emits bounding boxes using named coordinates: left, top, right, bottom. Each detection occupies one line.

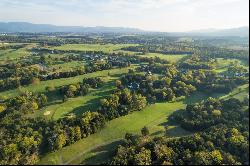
left=0, top=22, right=249, bottom=37
left=0, top=22, right=142, bottom=33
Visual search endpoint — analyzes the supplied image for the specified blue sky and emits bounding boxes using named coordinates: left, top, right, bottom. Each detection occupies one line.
left=0, top=0, right=249, bottom=32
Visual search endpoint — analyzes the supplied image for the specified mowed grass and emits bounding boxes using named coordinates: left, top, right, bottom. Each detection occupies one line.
left=38, top=101, right=186, bottom=165
left=50, top=44, right=138, bottom=53
left=0, top=44, right=37, bottom=62
left=0, top=66, right=135, bottom=99
left=38, top=77, right=118, bottom=121
left=38, top=91, right=222, bottom=165
left=143, top=53, right=188, bottom=63
left=0, top=47, right=30, bottom=63
left=215, top=58, right=249, bottom=73
left=49, top=61, right=85, bottom=73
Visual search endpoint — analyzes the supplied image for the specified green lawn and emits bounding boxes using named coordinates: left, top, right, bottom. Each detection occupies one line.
left=50, top=44, right=138, bottom=53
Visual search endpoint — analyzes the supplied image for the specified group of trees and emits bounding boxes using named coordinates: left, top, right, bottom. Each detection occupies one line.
left=0, top=65, right=42, bottom=92
left=1, top=91, right=47, bottom=115
left=46, top=111, right=106, bottom=151
left=0, top=53, right=130, bottom=92
left=120, top=72, right=196, bottom=103
left=176, top=69, right=249, bottom=93
left=0, top=108, right=105, bottom=164
left=0, top=85, right=148, bottom=164
left=122, top=44, right=194, bottom=55
left=201, top=46, right=249, bottom=62
left=110, top=98, right=249, bottom=165
left=138, top=62, right=178, bottom=77
left=59, top=77, right=104, bottom=98
left=98, top=88, right=147, bottom=120
left=179, top=54, right=215, bottom=70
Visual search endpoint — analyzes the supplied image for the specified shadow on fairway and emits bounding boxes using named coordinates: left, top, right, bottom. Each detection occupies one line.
left=80, top=140, right=124, bottom=165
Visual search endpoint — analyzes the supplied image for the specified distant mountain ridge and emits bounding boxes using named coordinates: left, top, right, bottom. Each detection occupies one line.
left=174, top=27, right=249, bottom=37
left=0, top=22, right=143, bottom=33
left=0, top=22, right=248, bottom=37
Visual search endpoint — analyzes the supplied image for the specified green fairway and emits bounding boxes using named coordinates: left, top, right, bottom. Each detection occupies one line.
left=0, top=66, right=134, bottom=99
left=37, top=77, right=118, bottom=120
left=215, top=58, right=249, bottom=73
left=50, top=44, right=138, bottom=53
left=220, top=84, right=249, bottom=101
left=37, top=85, right=235, bottom=165
left=38, top=90, right=224, bottom=165
left=38, top=101, right=186, bottom=165
left=0, top=46, right=31, bottom=63
left=49, top=61, right=85, bottom=73
left=143, top=53, right=188, bottom=63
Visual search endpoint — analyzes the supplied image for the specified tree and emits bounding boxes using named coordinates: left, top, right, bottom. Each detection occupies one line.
left=115, top=80, right=122, bottom=89
left=0, top=105, right=6, bottom=113
left=154, top=144, right=175, bottom=164
left=31, top=102, right=39, bottom=110
left=40, top=55, right=46, bottom=64
left=54, top=133, right=67, bottom=150
left=132, top=94, right=147, bottom=111
left=164, top=125, right=170, bottom=135
left=212, top=109, right=221, bottom=117
left=141, top=126, right=150, bottom=136
left=211, top=150, right=223, bottom=165
left=74, top=126, right=82, bottom=141
left=32, top=78, right=40, bottom=85
left=63, top=95, right=68, bottom=102
left=134, top=147, right=151, bottom=165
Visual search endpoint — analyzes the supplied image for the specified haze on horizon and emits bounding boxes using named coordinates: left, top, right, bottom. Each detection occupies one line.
left=0, top=0, right=249, bottom=32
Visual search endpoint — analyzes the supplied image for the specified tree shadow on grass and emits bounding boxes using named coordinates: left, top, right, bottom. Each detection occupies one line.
left=80, top=140, right=124, bottom=165
left=45, top=90, right=63, bottom=105
left=70, top=96, right=102, bottom=116
left=183, top=92, right=226, bottom=105
left=150, top=131, right=164, bottom=137
left=156, top=110, right=192, bottom=137
left=70, top=86, right=115, bottom=116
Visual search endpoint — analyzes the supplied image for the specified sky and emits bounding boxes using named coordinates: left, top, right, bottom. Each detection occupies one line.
left=0, top=0, right=249, bottom=32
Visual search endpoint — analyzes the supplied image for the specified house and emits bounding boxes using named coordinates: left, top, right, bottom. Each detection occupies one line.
left=128, top=82, right=140, bottom=90
left=146, top=71, right=152, bottom=76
